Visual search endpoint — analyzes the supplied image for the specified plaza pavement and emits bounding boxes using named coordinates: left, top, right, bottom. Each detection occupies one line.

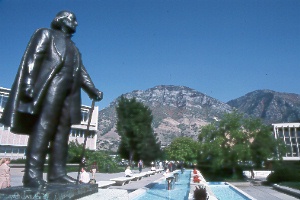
left=9, top=167, right=299, bottom=200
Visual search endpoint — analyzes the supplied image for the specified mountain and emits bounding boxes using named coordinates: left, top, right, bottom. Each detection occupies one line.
left=96, top=86, right=300, bottom=151
left=227, top=90, right=300, bottom=125
left=97, top=85, right=232, bottom=151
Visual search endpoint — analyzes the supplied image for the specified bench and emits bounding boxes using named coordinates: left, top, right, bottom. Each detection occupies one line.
left=147, top=171, right=156, bottom=176
left=96, top=181, right=116, bottom=188
left=138, top=172, right=150, bottom=177
left=132, top=173, right=145, bottom=181
left=110, top=176, right=135, bottom=186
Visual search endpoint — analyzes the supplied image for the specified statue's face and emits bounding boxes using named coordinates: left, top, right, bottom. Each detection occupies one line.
left=61, top=13, right=78, bottom=34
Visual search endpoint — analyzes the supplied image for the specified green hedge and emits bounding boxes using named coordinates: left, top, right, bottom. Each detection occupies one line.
left=267, top=167, right=300, bottom=183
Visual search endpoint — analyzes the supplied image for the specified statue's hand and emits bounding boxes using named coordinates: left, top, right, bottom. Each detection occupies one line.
left=90, top=89, right=103, bottom=102
left=21, top=84, right=34, bottom=102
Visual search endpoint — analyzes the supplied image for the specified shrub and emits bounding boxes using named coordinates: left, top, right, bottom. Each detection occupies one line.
left=267, top=167, right=300, bottom=183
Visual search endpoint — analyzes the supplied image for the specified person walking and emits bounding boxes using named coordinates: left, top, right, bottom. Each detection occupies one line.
left=250, top=168, right=255, bottom=179
left=0, top=158, right=11, bottom=189
left=90, top=162, right=98, bottom=180
left=138, top=160, right=143, bottom=173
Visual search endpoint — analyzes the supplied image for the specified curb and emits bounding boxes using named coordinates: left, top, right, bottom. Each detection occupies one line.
left=273, top=184, right=300, bottom=199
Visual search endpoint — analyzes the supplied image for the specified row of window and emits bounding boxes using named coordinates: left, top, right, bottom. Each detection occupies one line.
left=70, top=129, right=95, bottom=138
left=282, top=137, right=300, bottom=145
left=0, top=146, right=26, bottom=154
left=276, top=129, right=300, bottom=138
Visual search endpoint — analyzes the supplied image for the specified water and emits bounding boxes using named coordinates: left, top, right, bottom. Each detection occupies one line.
left=208, top=182, right=251, bottom=200
left=132, top=170, right=191, bottom=200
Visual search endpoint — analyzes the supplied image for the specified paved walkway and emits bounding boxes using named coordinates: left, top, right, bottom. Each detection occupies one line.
left=238, top=185, right=299, bottom=200
left=9, top=168, right=300, bottom=200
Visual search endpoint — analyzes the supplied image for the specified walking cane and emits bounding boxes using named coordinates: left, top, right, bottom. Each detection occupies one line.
left=76, top=100, right=95, bottom=184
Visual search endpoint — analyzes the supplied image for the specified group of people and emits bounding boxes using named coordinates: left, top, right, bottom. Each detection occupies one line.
left=0, top=158, right=11, bottom=189
left=79, top=162, right=99, bottom=184
left=124, top=159, right=144, bottom=177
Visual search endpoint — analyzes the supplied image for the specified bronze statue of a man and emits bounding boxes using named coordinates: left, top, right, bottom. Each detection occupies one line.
left=1, top=11, right=103, bottom=188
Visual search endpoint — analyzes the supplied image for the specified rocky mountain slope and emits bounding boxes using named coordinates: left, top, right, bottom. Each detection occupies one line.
left=227, top=90, right=300, bottom=125
left=97, top=85, right=232, bottom=151
left=97, top=86, right=300, bottom=151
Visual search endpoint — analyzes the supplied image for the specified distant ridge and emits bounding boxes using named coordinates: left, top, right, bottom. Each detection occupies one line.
left=227, top=89, right=300, bottom=124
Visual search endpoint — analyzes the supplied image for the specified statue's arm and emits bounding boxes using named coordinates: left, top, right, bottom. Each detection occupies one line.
left=20, top=29, right=50, bottom=101
left=81, top=65, right=103, bottom=101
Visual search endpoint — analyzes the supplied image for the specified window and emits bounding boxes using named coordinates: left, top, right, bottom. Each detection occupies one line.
left=5, top=147, right=12, bottom=154
left=292, top=145, right=299, bottom=156
left=284, top=131, right=290, bottom=137
left=13, top=148, right=19, bottom=154
left=70, top=129, right=76, bottom=137
left=0, top=147, right=5, bottom=153
left=278, top=130, right=284, bottom=138
left=88, top=132, right=95, bottom=138
left=81, top=111, right=89, bottom=122
left=19, top=148, right=25, bottom=154
left=290, top=129, right=296, bottom=137
left=297, top=130, right=300, bottom=137
left=0, top=95, right=8, bottom=109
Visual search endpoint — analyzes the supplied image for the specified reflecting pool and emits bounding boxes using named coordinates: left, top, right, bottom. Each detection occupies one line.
left=208, top=182, right=252, bottom=200
left=132, top=170, right=191, bottom=200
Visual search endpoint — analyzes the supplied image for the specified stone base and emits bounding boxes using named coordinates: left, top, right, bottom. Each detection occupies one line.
left=0, top=183, right=98, bottom=200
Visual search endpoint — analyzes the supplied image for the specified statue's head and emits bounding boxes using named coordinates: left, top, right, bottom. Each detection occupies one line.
left=51, top=11, right=78, bottom=35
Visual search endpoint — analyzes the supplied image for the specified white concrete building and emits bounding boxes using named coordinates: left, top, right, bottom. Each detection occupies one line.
left=272, top=123, right=300, bottom=161
left=0, top=87, right=98, bottom=160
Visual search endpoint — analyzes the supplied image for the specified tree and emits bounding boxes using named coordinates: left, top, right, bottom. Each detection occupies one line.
left=116, top=96, right=161, bottom=165
left=248, top=119, right=286, bottom=168
left=84, top=150, right=118, bottom=172
left=68, top=140, right=84, bottom=163
left=198, top=111, right=285, bottom=176
left=68, top=140, right=118, bottom=172
left=164, top=137, right=200, bottom=164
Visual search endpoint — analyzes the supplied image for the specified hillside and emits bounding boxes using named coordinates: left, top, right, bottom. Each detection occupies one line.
left=227, top=90, right=300, bottom=125
left=97, top=85, right=232, bottom=151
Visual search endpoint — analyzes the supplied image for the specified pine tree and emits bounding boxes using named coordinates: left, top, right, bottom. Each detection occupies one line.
left=116, top=96, right=161, bottom=165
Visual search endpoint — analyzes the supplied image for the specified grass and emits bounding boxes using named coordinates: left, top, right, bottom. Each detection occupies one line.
left=279, top=182, right=300, bottom=190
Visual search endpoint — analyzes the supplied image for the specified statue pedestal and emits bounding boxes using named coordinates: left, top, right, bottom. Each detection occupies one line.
left=0, top=183, right=98, bottom=200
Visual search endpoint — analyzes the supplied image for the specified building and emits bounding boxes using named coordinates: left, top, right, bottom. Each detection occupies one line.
left=0, top=87, right=98, bottom=160
left=272, top=123, right=300, bottom=161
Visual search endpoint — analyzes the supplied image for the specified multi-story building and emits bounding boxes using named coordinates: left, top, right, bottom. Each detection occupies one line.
left=272, top=123, right=300, bottom=161
left=0, top=87, right=98, bottom=160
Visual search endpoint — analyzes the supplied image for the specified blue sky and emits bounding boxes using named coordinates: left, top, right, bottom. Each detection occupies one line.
left=0, top=0, right=299, bottom=109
